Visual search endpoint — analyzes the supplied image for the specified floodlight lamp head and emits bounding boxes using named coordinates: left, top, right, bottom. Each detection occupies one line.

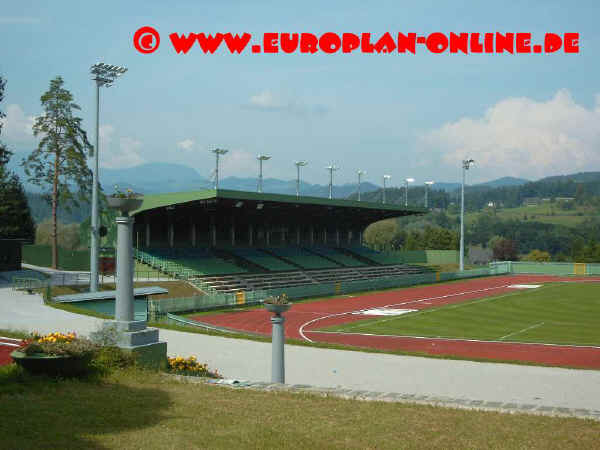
left=212, top=148, right=228, bottom=155
left=463, top=158, right=475, bottom=169
left=406, top=178, right=415, bottom=183
left=425, top=181, right=435, bottom=185
left=257, top=155, right=271, bottom=161
left=383, top=175, right=391, bottom=180
left=295, top=160, right=308, bottom=167
left=357, top=169, right=366, bottom=175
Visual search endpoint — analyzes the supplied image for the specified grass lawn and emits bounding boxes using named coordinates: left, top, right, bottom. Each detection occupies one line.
left=450, top=204, right=597, bottom=228
left=325, top=283, right=600, bottom=346
left=1, top=367, right=598, bottom=449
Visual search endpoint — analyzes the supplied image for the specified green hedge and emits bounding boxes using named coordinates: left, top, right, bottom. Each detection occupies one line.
left=22, top=244, right=91, bottom=271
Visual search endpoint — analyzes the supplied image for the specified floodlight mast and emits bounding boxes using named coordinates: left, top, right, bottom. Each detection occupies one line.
left=257, top=155, right=271, bottom=193
left=211, top=148, right=228, bottom=189
left=425, top=181, right=435, bottom=208
left=294, top=160, right=308, bottom=198
left=89, top=62, right=127, bottom=293
left=326, top=164, right=339, bottom=199
left=357, top=170, right=366, bottom=201
left=460, top=159, right=475, bottom=271
left=382, top=175, right=391, bottom=204
left=404, top=177, right=415, bottom=207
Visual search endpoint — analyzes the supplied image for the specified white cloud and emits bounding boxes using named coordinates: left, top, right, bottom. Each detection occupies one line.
left=98, top=124, right=145, bottom=168
left=220, top=149, right=255, bottom=176
left=0, top=104, right=35, bottom=141
left=246, top=90, right=328, bottom=116
left=249, top=91, right=282, bottom=109
left=177, top=139, right=195, bottom=151
left=99, top=124, right=115, bottom=144
left=418, top=90, right=600, bottom=180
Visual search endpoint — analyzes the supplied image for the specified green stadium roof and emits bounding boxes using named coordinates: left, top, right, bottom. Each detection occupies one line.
left=132, top=189, right=425, bottom=216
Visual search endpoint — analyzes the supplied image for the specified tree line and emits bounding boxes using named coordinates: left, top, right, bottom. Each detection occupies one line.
left=354, top=176, right=600, bottom=212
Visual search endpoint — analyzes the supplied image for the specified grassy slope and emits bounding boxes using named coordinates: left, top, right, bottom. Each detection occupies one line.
left=326, top=283, right=600, bottom=346
left=0, top=367, right=598, bottom=449
left=450, top=204, right=596, bottom=227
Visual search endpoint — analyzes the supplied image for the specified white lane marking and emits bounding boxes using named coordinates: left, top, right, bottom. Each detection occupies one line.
left=0, top=342, right=21, bottom=347
left=509, top=284, right=542, bottom=289
left=499, top=322, right=545, bottom=341
left=351, top=308, right=418, bottom=316
left=0, top=336, right=22, bottom=342
left=298, top=284, right=512, bottom=342
left=340, top=292, right=519, bottom=332
left=306, top=330, right=600, bottom=349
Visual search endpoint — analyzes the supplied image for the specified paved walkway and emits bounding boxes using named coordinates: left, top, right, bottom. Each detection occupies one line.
left=1, top=286, right=599, bottom=416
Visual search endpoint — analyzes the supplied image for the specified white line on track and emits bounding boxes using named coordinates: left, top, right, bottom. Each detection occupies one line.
left=499, top=322, right=545, bottom=341
left=0, top=342, right=20, bottom=347
left=298, top=284, right=513, bottom=342
left=306, top=330, right=600, bottom=349
left=0, top=336, right=22, bottom=342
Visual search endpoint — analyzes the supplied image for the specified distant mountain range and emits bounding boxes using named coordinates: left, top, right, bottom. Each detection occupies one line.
left=12, top=153, right=600, bottom=199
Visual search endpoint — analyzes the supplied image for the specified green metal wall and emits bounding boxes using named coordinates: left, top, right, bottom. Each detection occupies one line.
left=378, top=250, right=459, bottom=264
left=489, top=261, right=600, bottom=276
left=22, top=245, right=91, bottom=271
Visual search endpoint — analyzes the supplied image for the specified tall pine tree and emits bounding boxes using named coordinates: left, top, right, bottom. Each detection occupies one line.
left=22, top=76, right=93, bottom=269
left=0, top=75, right=35, bottom=242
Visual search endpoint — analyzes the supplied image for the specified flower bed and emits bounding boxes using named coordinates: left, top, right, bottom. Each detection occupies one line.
left=166, top=356, right=221, bottom=378
left=11, top=331, right=99, bottom=376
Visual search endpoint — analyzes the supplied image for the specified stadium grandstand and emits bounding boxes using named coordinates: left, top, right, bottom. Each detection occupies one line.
left=131, top=189, right=427, bottom=294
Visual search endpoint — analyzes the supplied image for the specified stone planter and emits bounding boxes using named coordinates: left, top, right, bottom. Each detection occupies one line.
left=106, top=197, right=143, bottom=215
left=11, top=350, right=93, bottom=377
left=264, top=303, right=291, bottom=315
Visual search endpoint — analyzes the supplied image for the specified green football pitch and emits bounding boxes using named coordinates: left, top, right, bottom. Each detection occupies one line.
left=324, top=283, right=600, bottom=347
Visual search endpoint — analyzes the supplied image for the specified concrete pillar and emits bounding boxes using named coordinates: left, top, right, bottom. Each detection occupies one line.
left=359, top=230, right=363, bottom=246
left=191, top=220, right=196, bottom=247
left=116, top=216, right=134, bottom=322
left=348, top=230, right=352, bottom=245
left=323, top=229, right=327, bottom=245
left=296, top=227, right=301, bottom=246
left=145, top=222, right=150, bottom=248
left=310, top=226, right=314, bottom=246
left=266, top=225, right=271, bottom=246
left=249, top=223, right=253, bottom=246
left=210, top=215, right=217, bottom=247
left=281, top=226, right=286, bottom=244
left=231, top=216, right=235, bottom=247
left=271, top=314, right=285, bottom=383
left=168, top=222, right=174, bottom=248
left=336, top=228, right=340, bottom=247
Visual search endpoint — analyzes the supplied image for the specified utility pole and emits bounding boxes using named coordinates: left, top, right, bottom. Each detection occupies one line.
left=460, top=159, right=475, bottom=271
left=89, top=62, right=127, bottom=292
left=326, top=164, right=339, bottom=199
left=211, top=148, right=228, bottom=190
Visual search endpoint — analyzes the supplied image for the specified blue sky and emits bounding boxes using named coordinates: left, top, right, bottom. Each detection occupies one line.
left=1, top=0, right=599, bottom=186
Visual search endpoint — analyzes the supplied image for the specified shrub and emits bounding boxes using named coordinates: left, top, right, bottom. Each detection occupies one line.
left=523, top=249, right=551, bottom=262
left=92, top=346, right=136, bottom=372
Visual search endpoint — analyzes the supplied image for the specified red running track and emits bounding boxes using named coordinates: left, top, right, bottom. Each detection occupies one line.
left=191, top=275, right=600, bottom=369
left=0, top=337, right=22, bottom=366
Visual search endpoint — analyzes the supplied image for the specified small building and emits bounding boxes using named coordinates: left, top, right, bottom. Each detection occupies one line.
left=0, top=239, right=27, bottom=271
left=522, top=197, right=541, bottom=206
